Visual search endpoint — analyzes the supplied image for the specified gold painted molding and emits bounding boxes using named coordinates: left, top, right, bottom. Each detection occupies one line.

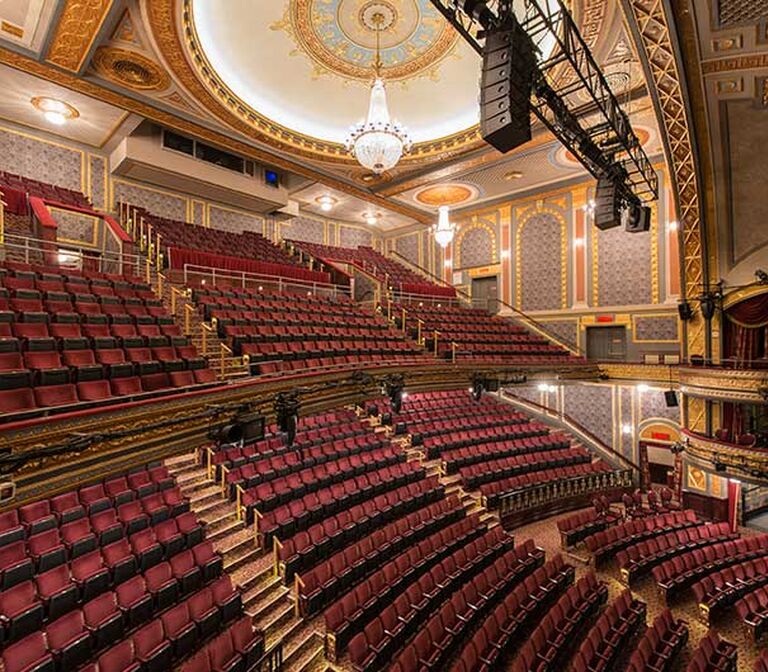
left=598, top=362, right=679, bottom=384
left=679, top=366, right=768, bottom=403
left=684, top=430, right=768, bottom=483
left=46, top=0, right=114, bottom=72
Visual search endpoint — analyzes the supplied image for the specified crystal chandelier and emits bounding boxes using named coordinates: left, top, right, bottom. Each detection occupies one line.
left=433, top=205, right=456, bottom=248
left=346, top=13, right=411, bottom=174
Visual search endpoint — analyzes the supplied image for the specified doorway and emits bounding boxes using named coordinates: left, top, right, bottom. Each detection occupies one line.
left=472, top=275, right=499, bottom=313
left=586, top=326, right=627, bottom=361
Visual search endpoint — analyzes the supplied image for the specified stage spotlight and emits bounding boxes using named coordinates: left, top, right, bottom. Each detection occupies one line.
left=699, top=293, right=717, bottom=320
left=677, top=301, right=693, bottom=321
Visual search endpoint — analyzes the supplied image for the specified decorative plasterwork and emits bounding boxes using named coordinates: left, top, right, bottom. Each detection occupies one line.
left=622, top=0, right=708, bottom=360
left=45, top=0, right=114, bottom=72
left=178, top=0, right=480, bottom=165
left=679, top=366, right=768, bottom=403
left=92, top=47, right=170, bottom=91
left=275, top=0, right=459, bottom=82
left=684, top=430, right=768, bottom=484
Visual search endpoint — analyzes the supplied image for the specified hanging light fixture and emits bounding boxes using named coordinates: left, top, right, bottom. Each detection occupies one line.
left=346, top=12, right=411, bottom=174
left=433, top=205, right=456, bottom=248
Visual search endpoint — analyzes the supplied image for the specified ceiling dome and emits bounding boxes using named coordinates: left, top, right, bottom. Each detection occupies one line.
left=189, top=0, right=482, bottom=150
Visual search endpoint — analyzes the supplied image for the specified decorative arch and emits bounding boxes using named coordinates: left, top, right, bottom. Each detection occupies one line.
left=514, top=204, right=568, bottom=310
left=454, top=218, right=497, bottom=269
left=638, top=418, right=681, bottom=444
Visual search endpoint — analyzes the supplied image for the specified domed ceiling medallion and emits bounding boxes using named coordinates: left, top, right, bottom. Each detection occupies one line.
left=285, top=0, right=459, bottom=82
left=92, top=47, right=170, bottom=91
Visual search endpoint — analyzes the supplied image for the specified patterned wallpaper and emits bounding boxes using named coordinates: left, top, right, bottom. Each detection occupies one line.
left=0, top=127, right=82, bottom=191
left=281, top=217, right=325, bottom=244
left=634, top=315, right=679, bottom=341
left=192, top=201, right=205, bottom=228
left=597, top=225, right=652, bottom=306
left=209, top=205, right=263, bottom=234
left=89, top=155, right=107, bottom=211
left=339, top=225, right=372, bottom=248
left=519, top=213, right=563, bottom=311
left=620, top=387, right=633, bottom=460
left=511, top=386, right=544, bottom=405
left=53, top=208, right=98, bottom=246
left=539, top=319, right=578, bottom=348
left=640, top=389, right=681, bottom=424
left=114, top=181, right=186, bottom=222
left=563, top=384, right=613, bottom=448
left=395, top=233, right=420, bottom=265
left=353, top=271, right=376, bottom=302
left=458, top=225, right=494, bottom=269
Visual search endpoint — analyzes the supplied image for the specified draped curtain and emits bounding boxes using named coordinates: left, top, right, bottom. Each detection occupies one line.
left=724, top=291, right=768, bottom=366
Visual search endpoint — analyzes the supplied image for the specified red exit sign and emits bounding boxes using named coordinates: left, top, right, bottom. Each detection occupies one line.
left=596, top=315, right=614, bottom=323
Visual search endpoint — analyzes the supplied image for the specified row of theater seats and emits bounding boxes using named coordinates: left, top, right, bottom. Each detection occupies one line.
left=128, top=205, right=302, bottom=269
left=189, top=285, right=429, bottom=371
left=622, top=487, right=681, bottom=518
left=584, top=509, right=699, bottom=563
left=625, top=609, right=688, bottom=672
left=448, top=555, right=575, bottom=672
left=0, top=170, right=92, bottom=214
left=685, top=630, right=738, bottom=672
left=397, top=301, right=582, bottom=364
left=0, top=459, right=263, bottom=672
left=288, top=240, right=456, bottom=298
left=653, top=534, right=768, bottom=602
left=0, top=261, right=215, bottom=417
left=556, top=499, right=621, bottom=547
left=694, top=555, right=768, bottom=623
left=1, top=368, right=217, bottom=416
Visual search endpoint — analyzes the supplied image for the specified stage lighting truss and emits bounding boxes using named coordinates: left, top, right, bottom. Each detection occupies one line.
left=429, top=0, right=658, bottom=206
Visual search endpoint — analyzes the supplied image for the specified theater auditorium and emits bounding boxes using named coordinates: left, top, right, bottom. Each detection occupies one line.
left=0, top=0, right=766, bottom=670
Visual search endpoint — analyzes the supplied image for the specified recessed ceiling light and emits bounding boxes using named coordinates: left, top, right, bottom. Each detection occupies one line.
left=31, top=96, right=79, bottom=126
left=364, top=212, right=380, bottom=226
left=315, top=195, right=337, bottom=212
left=504, top=170, right=523, bottom=180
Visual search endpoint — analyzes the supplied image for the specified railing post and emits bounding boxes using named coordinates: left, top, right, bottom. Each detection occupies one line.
left=417, top=318, right=424, bottom=346
left=451, top=341, right=457, bottom=364
left=171, top=288, right=177, bottom=316
left=202, top=323, right=208, bottom=353
left=433, top=330, right=440, bottom=357
left=184, top=303, right=193, bottom=336
left=401, top=308, right=407, bottom=335
left=156, top=234, right=162, bottom=268
left=387, top=299, right=392, bottom=323
left=0, top=195, right=6, bottom=246
left=145, top=256, right=151, bottom=283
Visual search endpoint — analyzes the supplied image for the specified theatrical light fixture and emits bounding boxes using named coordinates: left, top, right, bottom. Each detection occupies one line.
left=316, top=195, right=337, bottom=212
left=364, top=212, right=381, bottom=226
left=637, top=384, right=650, bottom=393
left=573, top=238, right=584, bottom=248
left=668, top=220, right=679, bottom=232
left=699, top=292, right=717, bottom=320
left=622, top=424, right=632, bottom=435
left=31, top=97, right=79, bottom=126
left=346, top=12, right=411, bottom=174
left=755, top=269, right=768, bottom=285
left=433, top=205, right=456, bottom=248
left=504, top=170, right=523, bottom=181
left=583, top=200, right=596, bottom=217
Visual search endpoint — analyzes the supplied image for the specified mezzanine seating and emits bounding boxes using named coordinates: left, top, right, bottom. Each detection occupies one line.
left=179, top=616, right=264, bottom=672
left=557, top=501, right=622, bottom=547
left=0, top=261, right=214, bottom=419
left=694, top=556, right=768, bottom=623
left=0, top=170, right=92, bottom=215
left=625, top=609, right=688, bottom=672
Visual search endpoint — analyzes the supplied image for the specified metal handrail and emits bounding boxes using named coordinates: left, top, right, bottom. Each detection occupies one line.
left=182, top=263, right=351, bottom=298
left=389, top=249, right=584, bottom=357
left=501, top=390, right=641, bottom=473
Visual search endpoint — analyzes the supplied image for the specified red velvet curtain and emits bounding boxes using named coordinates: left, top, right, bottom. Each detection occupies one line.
left=725, top=291, right=768, bottom=365
left=722, top=402, right=745, bottom=438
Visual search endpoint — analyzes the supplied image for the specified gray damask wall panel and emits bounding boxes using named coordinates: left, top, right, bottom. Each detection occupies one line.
left=539, top=320, right=579, bottom=348
left=458, top=226, right=494, bottom=269
left=281, top=217, right=324, bottom=244
left=563, top=384, right=613, bottom=448
left=339, top=226, right=372, bottom=248
left=0, top=128, right=82, bottom=191
left=519, top=213, right=563, bottom=311
left=634, top=315, right=679, bottom=341
left=89, top=155, right=107, bottom=211
left=113, top=181, right=186, bottom=222
left=640, top=389, right=681, bottom=423
left=209, top=206, right=263, bottom=234
left=597, top=225, right=652, bottom=306
left=395, top=233, right=419, bottom=265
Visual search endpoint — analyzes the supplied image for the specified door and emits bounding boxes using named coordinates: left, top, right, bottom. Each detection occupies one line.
left=586, top=326, right=627, bottom=361
left=471, top=276, right=499, bottom=313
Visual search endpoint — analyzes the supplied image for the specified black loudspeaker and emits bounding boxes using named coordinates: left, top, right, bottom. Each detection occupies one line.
left=623, top=204, right=652, bottom=233
left=480, top=21, right=536, bottom=153
left=664, top=391, right=679, bottom=408
left=594, top=177, right=621, bottom=230
left=677, top=301, right=693, bottom=321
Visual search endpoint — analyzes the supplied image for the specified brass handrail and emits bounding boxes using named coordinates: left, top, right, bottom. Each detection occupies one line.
left=220, top=342, right=233, bottom=378
left=201, top=322, right=215, bottom=354
left=433, top=330, right=440, bottom=358
left=0, top=195, right=5, bottom=245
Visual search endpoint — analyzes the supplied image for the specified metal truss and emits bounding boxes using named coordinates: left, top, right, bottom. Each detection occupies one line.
left=429, top=0, right=659, bottom=204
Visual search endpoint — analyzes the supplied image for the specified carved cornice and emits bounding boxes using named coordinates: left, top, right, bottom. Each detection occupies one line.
left=598, top=362, right=679, bottom=384
left=45, top=0, right=114, bottom=72
left=679, top=366, right=768, bottom=403
left=722, top=284, right=768, bottom=310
